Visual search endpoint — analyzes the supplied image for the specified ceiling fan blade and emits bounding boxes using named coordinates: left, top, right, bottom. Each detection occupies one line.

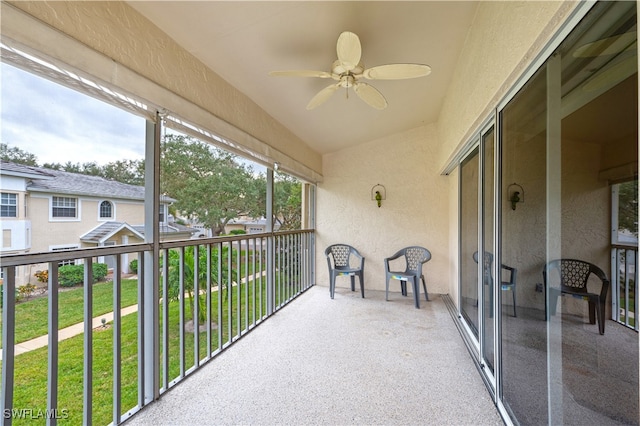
left=353, top=82, right=387, bottom=110
left=306, top=83, right=340, bottom=110
left=336, top=31, right=362, bottom=71
left=583, top=55, right=637, bottom=92
left=573, top=31, right=636, bottom=57
left=362, top=63, right=432, bottom=80
left=269, top=70, right=332, bottom=78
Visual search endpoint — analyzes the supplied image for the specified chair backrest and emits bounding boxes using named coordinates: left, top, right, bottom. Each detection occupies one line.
left=472, top=251, right=494, bottom=285
left=544, top=259, right=608, bottom=294
left=403, top=246, right=431, bottom=273
left=325, top=244, right=357, bottom=268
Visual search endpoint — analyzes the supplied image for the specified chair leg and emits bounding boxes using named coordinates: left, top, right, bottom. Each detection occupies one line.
left=512, top=287, right=517, bottom=317
left=549, top=289, right=559, bottom=316
left=588, top=300, right=597, bottom=324
left=350, top=275, right=356, bottom=292
left=330, top=274, right=335, bottom=299
left=359, top=272, right=365, bottom=298
left=421, top=275, right=429, bottom=301
left=412, top=278, right=420, bottom=309
left=401, top=281, right=407, bottom=296
left=385, top=277, right=390, bottom=301
left=597, top=297, right=605, bottom=335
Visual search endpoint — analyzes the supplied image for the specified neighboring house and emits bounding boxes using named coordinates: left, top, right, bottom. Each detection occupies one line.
left=0, top=160, right=196, bottom=285
left=225, top=217, right=278, bottom=235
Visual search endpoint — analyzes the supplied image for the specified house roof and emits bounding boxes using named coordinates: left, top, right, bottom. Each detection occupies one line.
left=0, top=161, right=54, bottom=180
left=81, top=221, right=198, bottom=243
left=80, top=221, right=145, bottom=243
left=131, top=223, right=198, bottom=236
left=1, top=161, right=175, bottom=203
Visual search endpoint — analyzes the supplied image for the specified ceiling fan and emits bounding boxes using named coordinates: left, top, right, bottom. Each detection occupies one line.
left=269, top=31, right=431, bottom=110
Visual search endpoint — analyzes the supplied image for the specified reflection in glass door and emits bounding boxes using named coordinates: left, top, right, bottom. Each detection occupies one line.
left=481, top=127, right=495, bottom=375
left=460, top=147, right=479, bottom=339
left=459, top=123, right=497, bottom=383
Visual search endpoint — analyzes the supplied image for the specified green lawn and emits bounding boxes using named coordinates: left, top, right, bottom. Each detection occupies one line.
left=0, top=279, right=139, bottom=347
left=0, top=275, right=289, bottom=425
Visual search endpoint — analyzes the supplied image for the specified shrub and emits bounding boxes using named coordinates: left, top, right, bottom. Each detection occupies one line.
left=34, top=270, right=49, bottom=283
left=129, top=259, right=138, bottom=274
left=93, top=263, right=108, bottom=281
left=17, top=283, right=37, bottom=301
left=229, top=229, right=247, bottom=235
left=58, top=263, right=109, bottom=287
left=59, top=265, right=84, bottom=287
left=0, top=284, right=20, bottom=308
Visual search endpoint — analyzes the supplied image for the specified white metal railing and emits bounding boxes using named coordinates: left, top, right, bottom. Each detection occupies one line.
left=611, top=245, right=638, bottom=331
left=1, top=230, right=314, bottom=425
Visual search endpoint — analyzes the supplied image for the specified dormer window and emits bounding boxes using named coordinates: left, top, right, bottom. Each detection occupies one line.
left=99, top=200, right=113, bottom=219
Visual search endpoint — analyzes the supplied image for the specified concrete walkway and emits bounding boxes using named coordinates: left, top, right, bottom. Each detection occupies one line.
left=0, top=305, right=139, bottom=360
left=127, top=286, right=504, bottom=425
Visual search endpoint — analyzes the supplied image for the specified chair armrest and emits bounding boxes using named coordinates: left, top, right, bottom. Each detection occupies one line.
left=589, top=265, right=610, bottom=300
left=599, top=278, right=610, bottom=300
left=349, top=248, right=365, bottom=269
left=384, top=249, right=404, bottom=263
left=384, top=250, right=403, bottom=272
left=501, top=264, right=517, bottom=285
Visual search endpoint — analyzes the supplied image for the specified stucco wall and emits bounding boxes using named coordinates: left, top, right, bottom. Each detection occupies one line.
left=316, top=124, right=450, bottom=295
left=437, top=1, right=578, bottom=296
left=28, top=195, right=145, bottom=253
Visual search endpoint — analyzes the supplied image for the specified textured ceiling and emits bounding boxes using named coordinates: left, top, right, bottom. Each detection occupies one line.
left=127, top=1, right=478, bottom=155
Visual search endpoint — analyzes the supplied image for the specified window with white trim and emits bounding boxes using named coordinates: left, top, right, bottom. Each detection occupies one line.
left=1, top=193, right=17, bottom=217
left=52, top=196, right=77, bottom=218
left=99, top=200, right=113, bottom=219
left=51, top=245, right=79, bottom=267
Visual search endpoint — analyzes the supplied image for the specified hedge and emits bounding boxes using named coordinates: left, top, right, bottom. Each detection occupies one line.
left=58, top=263, right=108, bottom=287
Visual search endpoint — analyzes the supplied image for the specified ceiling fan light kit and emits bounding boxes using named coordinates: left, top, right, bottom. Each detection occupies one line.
left=269, top=31, right=431, bottom=110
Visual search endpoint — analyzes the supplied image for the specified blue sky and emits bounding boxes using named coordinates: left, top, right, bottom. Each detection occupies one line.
left=1, top=62, right=146, bottom=166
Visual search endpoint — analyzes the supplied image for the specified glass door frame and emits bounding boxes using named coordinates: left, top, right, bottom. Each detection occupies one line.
left=457, top=116, right=500, bottom=395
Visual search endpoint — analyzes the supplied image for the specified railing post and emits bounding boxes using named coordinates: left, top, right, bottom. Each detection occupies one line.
left=143, top=115, right=161, bottom=404
left=112, top=255, right=122, bottom=425
left=47, top=262, right=59, bottom=426
left=266, top=167, right=275, bottom=315
left=1, top=266, right=16, bottom=426
left=83, top=261, right=93, bottom=426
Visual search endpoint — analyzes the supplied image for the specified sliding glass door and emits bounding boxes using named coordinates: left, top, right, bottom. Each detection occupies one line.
left=459, top=122, right=497, bottom=382
left=459, top=2, right=638, bottom=424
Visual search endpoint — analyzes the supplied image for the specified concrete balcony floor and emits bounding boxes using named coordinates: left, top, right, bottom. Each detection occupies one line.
left=127, top=285, right=502, bottom=425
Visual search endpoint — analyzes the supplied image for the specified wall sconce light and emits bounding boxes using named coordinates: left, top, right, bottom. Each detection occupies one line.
left=507, top=183, right=524, bottom=210
left=371, top=184, right=386, bottom=208
left=273, top=162, right=280, bottom=171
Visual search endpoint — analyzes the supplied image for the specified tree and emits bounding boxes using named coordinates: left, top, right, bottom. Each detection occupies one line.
left=274, top=171, right=302, bottom=230
left=160, top=135, right=261, bottom=236
left=102, top=159, right=145, bottom=185
left=166, top=245, right=237, bottom=324
left=618, top=179, right=638, bottom=237
left=1, top=143, right=38, bottom=166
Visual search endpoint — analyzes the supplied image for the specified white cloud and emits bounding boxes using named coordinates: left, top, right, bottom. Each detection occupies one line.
left=1, top=62, right=146, bottom=165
